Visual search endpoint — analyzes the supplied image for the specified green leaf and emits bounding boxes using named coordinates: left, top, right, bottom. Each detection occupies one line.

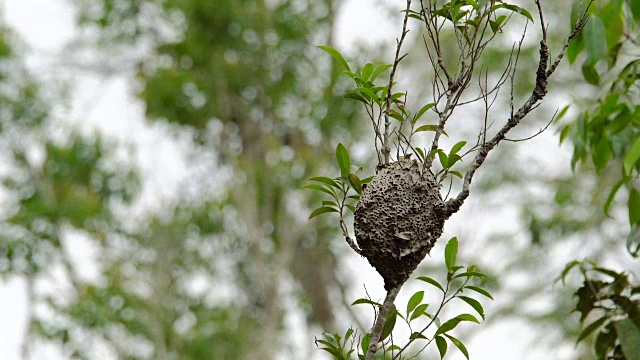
left=438, top=151, right=449, bottom=169
left=361, top=63, right=374, bottom=81
left=360, top=176, right=374, bottom=184
left=449, top=141, right=467, bottom=155
left=370, top=64, right=392, bottom=81
left=415, top=124, right=448, bottom=136
left=465, top=285, right=494, bottom=300
left=575, top=280, right=605, bottom=321
left=627, top=225, right=640, bottom=257
left=436, top=335, right=448, bottom=359
left=352, top=298, right=381, bottom=307
left=603, top=180, right=624, bottom=217
left=445, top=237, right=458, bottom=271
left=409, top=332, right=428, bottom=340
left=345, top=328, right=355, bottom=343
left=455, top=313, right=480, bottom=324
left=434, top=315, right=477, bottom=336
left=577, top=315, right=609, bottom=344
left=319, top=346, right=343, bottom=358
left=554, top=104, right=571, bottom=123
left=591, top=138, right=612, bottom=173
left=435, top=318, right=462, bottom=336
left=559, top=124, right=573, bottom=144
left=503, top=4, right=534, bottom=22
left=593, top=266, right=622, bottom=279
left=567, top=33, right=584, bottom=64
left=355, top=87, right=379, bottom=103
left=584, top=15, right=606, bottom=64
left=489, top=16, right=506, bottom=34
left=595, top=323, right=617, bottom=358
left=381, top=306, right=397, bottom=340
left=361, top=333, right=370, bottom=357
left=390, top=92, right=406, bottom=102
left=449, top=170, right=463, bottom=178
left=407, top=291, right=425, bottom=315
left=623, top=136, right=640, bottom=175
left=444, top=334, right=470, bottom=360
left=343, top=91, right=369, bottom=105
left=309, top=206, right=339, bottom=219
left=310, top=176, right=340, bottom=189
left=491, top=4, right=534, bottom=22
left=303, top=184, right=336, bottom=197
left=389, top=109, right=404, bottom=122
left=316, top=339, right=338, bottom=349
left=348, top=174, right=363, bottom=195
left=317, top=45, right=350, bottom=71
left=414, top=103, right=436, bottom=122
left=614, top=318, right=640, bottom=360
left=581, top=60, right=601, bottom=85
left=558, top=260, right=582, bottom=285
left=410, top=303, right=430, bottom=321
left=417, top=276, right=445, bottom=292
left=629, top=188, right=640, bottom=225
left=453, top=271, right=488, bottom=280
left=458, top=296, right=485, bottom=320
left=448, top=154, right=462, bottom=168
left=336, top=143, right=351, bottom=177
left=415, top=148, right=426, bottom=162
left=630, top=0, right=640, bottom=21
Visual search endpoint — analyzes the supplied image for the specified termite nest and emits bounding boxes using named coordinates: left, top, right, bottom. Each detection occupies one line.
left=355, top=158, right=447, bottom=290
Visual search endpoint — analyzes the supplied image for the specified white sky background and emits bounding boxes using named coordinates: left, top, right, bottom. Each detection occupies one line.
left=0, top=0, right=617, bottom=359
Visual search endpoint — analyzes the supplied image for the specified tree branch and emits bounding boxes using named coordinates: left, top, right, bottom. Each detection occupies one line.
left=443, top=0, right=592, bottom=217
left=383, top=0, right=412, bottom=166
left=365, top=284, right=401, bottom=360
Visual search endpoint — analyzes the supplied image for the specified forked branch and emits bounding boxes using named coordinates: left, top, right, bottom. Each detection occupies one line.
left=443, top=0, right=593, bottom=217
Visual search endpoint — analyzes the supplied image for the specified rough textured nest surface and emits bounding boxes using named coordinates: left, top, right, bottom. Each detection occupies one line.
left=355, top=159, right=446, bottom=290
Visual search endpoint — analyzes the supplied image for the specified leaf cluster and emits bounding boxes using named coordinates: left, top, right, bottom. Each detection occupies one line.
left=561, top=0, right=640, bottom=256
left=318, top=238, right=493, bottom=360
left=304, top=144, right=373, bottom=221
left=561, top=260, right=640, bottom=360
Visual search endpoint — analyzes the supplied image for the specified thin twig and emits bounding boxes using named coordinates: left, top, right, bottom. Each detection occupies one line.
left=383, top=0, right=412, bottom=166
left=504, top=108, right=557, bottom=142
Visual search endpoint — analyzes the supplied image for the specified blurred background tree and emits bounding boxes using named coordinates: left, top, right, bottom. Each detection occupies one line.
left=0, top=0, right=638, bottom=359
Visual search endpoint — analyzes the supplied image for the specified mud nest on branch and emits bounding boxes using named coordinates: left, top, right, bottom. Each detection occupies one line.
left=355, top=158, right=446, bottom=290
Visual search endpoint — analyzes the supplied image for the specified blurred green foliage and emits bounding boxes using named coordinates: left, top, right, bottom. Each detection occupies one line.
left=0, top=0, right=638, bottom=359
left=4, top=0, right=370, bottom=359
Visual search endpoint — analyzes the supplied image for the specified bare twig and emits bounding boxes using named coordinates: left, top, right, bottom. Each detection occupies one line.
left=504, top=107, right=556, bottom=142
left=546, top=0, right=594, bottom=76
left=383, top=0, right=412, bottom=166
left=338, top=181, right=363, bottom=255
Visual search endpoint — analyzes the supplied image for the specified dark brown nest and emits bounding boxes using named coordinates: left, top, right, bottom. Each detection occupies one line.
left=355, top=159, right=446, bottom=290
